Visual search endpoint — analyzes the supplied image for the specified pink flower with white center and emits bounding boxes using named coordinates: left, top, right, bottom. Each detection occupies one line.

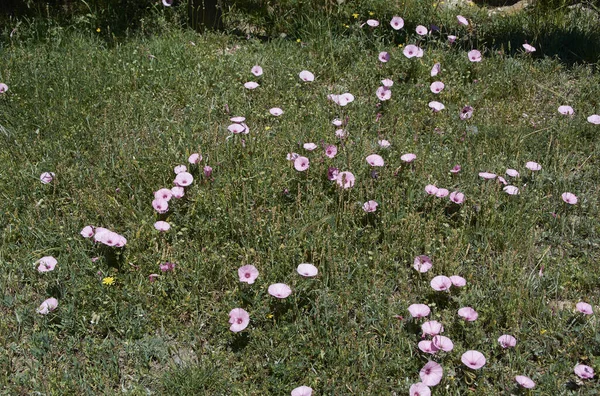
left=403, top=45, right=419, bottom=58
left=188, top=153, right=201, bottom=164
left=457, top=15, right=469, bottom=26
left=458, top=307, right=478, bottom=321
left=462, top=350, right=486, bottom=369
left=449, top=191, right=465, bottom=204
left=381, top=78, right=394, bottom=87
left=152, top=198, right=169, bottom=214
left=366, top=19, right=379, bottom=27
left=325, top=145, right=337, bottom=158
left=450, top=164, right=461, bottom=173
left=562, top=192, right=578, bottom=205
left=37, top=256, right=57, bottom=273
left=401, top=153, right=416, bottom=163
left=244, top=81, right=259, bottom=89
left=291, top=386, right=313, bottom=396
left=390, top=16, right=404, bottom=30
left=268, top=283, right=292, bottom=298
left=414, top=255, right=433, bottom=273
left=366, top=154, right=384, bottom=167
left=506, top=168, right=519, bottom=177
left=294, top=156, right=309, bottom=171
left=468, top=50, right=482, bottom=62
left=238, top=265, right=259, bottom=284
left=574, top=364, right=595, bottom=379
left=431, top=275, right=452, bottom=291
left=429, top=101, right=445, bottom=112
left=299, top=70, right=314, bottom=82
left=503, top=185, right=519, bottom=195
left=40, top=172, right=55, bottom=184
left=340, top=92, right=354, bottom=104
left=422, top=320, right=444, bottom=336
left=174, top=172, right=193, bottom=187
left=154, top=221, right=171, bottom=231
left=558, top=105, right=574, bottom=115
left=431, top=63, right=441, bottom=77
left=174, top=165, right=187, bottom=174
left=460, top=105, right=474, bottom=120
left=37, top=297, right=58, bottom=314
left=251, top=65, right=263, bottom=77
left=229, top=308, right=250, bottom=332
left=497, top=176, right=507, bottom=185
left=408, top=303, right=430, bottom=318
left=378, top=51, right=390, bottom=63
left=287, top=152, right=300, bottom=161
left=576, top=302, right=593, bottom=314
left=363, top=200, right=378, bottom=213
left=449, top=275, right=466, bottom=287
left=336, top=171, right=355, bottom=189
left=335, top=129, right=347, bottom=138
left=328, top=167, right=339, bottom=181
left=416, top=25, right=428, bottom=35
left=409, top=383, right=430, bottom=396
left=80, top=226, right=94, bottom=238
left=498, top=334, right=517, bottom=348
left=479, top=172, right=496, bottom=180
left=332, top=118, right=343, bottom=126
left=303, top=143, right=317, bottom=151
left=154, top=188, right=173, bottom=201
left=95, top=230, right=119, bottom=247
left=269, top=107, right=284, bottom=116
left=526, top=161, right=541, bottom=171
left=425, top=185, right=438, bottom=195
left=448, top=35, right=457, bottom=43
left=297, top=263, right=318, bottom=277
left=159, top=262, right=175, bottom=272
left=515, top=376, right=535, bottom=389
left=0, top=83, right=8, bottom=93
left=430, top=81, right=444, bottom=94
left=230, top=116, right=245, bottom=123
left=588, top=114, right=600, bottom=124
left=378, top=140, right=391, bottom=148
left=522, top=43, right=536, bottom=53
left=171, top=186, right=184, bottom=198
left=435, top=188, right=449, bottom=198
left=432, top=335, right=454, bottom=352
left=228, top=123, right=247, bottom=134
left=419, top=361, right=443, bottom=386
left=419, top=340, right=438, bottom=354
left=376, top=86, right=391, bottom=101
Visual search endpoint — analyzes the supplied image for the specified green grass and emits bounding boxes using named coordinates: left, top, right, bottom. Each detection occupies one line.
left=1, top=7, right=600, bottom=395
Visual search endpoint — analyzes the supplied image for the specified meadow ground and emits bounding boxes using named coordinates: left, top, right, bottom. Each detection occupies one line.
left=1, top=5, right=600, bottom=395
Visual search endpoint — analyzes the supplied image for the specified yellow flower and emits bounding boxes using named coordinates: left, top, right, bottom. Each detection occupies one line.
left=264, top=126, right=271, bottom=131
left=540, top=329, right=547, bottom=335
left=102, top=277, right=115, bottom=285
left=398, top=44, right=404, bottom=48
left=266, top=313, right=274, bottom=319
left=296, top=39, right=301, bottom=43
left=345, top=24, right=350, bottom=28
left=96, top=28, right=101, bottom=33
left=369, top=11, right=374, bottom=16
left=352, top=13, right=359, bottom=19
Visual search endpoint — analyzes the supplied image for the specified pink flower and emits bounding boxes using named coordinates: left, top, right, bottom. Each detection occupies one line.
left=401, top=153, right=416, bottom=163
left=414, top=255, right=433, bottom=273
left=588, top=114, right=600, bottom=124
left=287, top=152, right=299, bottom=161
left=174, top=172, right=193, bottom=187
left=450, top=164, right=461, bottom=173
left=390, top=16, right=404, bottom=30
left=435, top=188, right=449, bottom=198
left=154, top=221, right=171, bottom=231
left=403, top=45, right=420, bottom=58
left=244, top=81, right=259, bottom=89
left=432, top=335, right=454, bottom=352
left=408, top=303, right=430, bottom=318
left=461, top=350, right=486, bottom=369
left=378, top=140, right=391, bottom=148
left=381, top=78, right=394, bottom=87
left=303, top=143, right=317, bottom=151
left=149, top=273, right=159, bottom=282
left=425, top=185, right=438, bottom=195
left=562, top=192, right=578, bottom=205
left=430, top=81, right=444, bottom=94
left=366, top=154, right=384, bottom=167
left=162, top=0, right=173, bottom=6
left=457, top=15, right=469, bottom=26
left=238, top=265, right=259, bottom=284
left=332, top=118, right=343, bottom=126
left=270, top=107, right=284, bottom=116
left=159, top=262, right=175, bottom=272
left=363, top=200, right=378, bottom=213
left=422, top=320, right=444, bottom=336
left=468, top=50, right=482, bottom=62
left=506, top=168, right=519, bottom=177
left=479, top=172, right=496, bottom=180
left=327, top=167, right=340, bottom=181
left=40, top=172, right=55, bottom=184
left=409, top=382, right=430, bottom=396
left=204, top=166, right=213, bottom=178
left=294, top=156, right=310, bottom=171
left=376, top=86, right=391, bottom=101
left=228, top=123, right=247, bottom=134
left=498, top=334, right=517, bottom=348
left=460, top=105, right=474, bottom=120
left=229, top=308, right=250, bottom=332
left=449, top=275, right=466, bottom=287
left=188, top=153, right=201, bottom=164
left=291, top=386, right=313, bottom=396
left=522, top=43, right=536, bottom=53
left=268, top=283, right=292, bottom=298
left=336, top=171, right=355, bottom=189
left=449, top=191, right=465, bottom=204
left=174, top=165, right=187, bottom=174
left=431, top=276, right=452, bottom=291
left=576, top=302, right=593, bottom=314
left=152, top=198, right=169, bottom=214
left=37, top=297, right=58, bottom=314
left=419, top=361, right=443, bottom=386
left=335, top=129, right=347, bottom=138
left=37, top=256, right=57, bottom=273
left=251, top=65, right=263, bottom=77
left=230, top=116, right=245, bottom=123
left=515, top=375, right=535, bottom=388
left=0, top=83, right=8, bottom=93
left=574, top=364, right=595, bottom=379
left=458, top=307, right=478, bottom=321
left=325, top=145, right=337, bottom=158
left=299, top=70, right=314, bottom=82
left=448, top=35, right=457, bottom=43
left=525, top=161, right=541, bottom=171
left=154, top=188, right=173, bottom=201
left=429, top=101, right=445, bottom=112
left=416, top=25, right=428, bottom=35
left=503, top=185, right=519, bottom=195
left=80, top=226, right=94, bottom=238
left=431, top=63, right=441, bottom=77
left=558, top=105, right=574, bottom=115
left=366, top=19, right=379, bottom=27
left=297, top=263, right=318, bottom=277
left=419, top=340, right=438, bottom=354
left=378, top=51, right=390, bottom=63
left=171, top=186, right=185, bottom=198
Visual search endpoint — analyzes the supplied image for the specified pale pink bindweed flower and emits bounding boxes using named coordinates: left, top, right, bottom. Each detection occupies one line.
left=562, top=192, right=578, bottom=205
left=154, top=221, right=170, bottom=231
left=431, top=63, right=441, bottom=77
left=432, top=335, right=454, bottom=352
left=230, top=116, right=245, bottom=123
left=457, top=15, right=469, bottom=26
left=458, top=307, right=478, bottom=321
left=526, top=161, right=541, bottom=171
left=378, top=140, right=391, bottom=148
left=450, top=164, right=461, bottom=174
left=162, top=0, right=173, bottom=6
left=238, top=265, right=259, bottom=284
left=497, top=176, right=507, bottom=185
left=251, top=65, right=263, bottom=77
left=149, top=273, right=159, bottom=282
left=431, top=276, right=452, bottom=291
left=420, top=361, right=443, bottom=386
left=522, top=43, right=536, bottom=53
left=174, top=172, right=194, bottom=187
left=268, top=283, right=292, bottom=298
left=468, top=50, right=482, bottom=62
left=425, top=185, right=439, bottom=195
left=430, top=81, right=444, bottom=94
left=171, top=186, right=184, bottom=198
left=503, top=185, right=519, bottom=195
left=297, top=263, right=318, bottom=277
left=449, top=191, right=465, bottom=204
left=498, top=334, right=517, bottom=348
left=429, top=101, right=445, bottom=112
left=515, top=376, right=535, bottom=389
left=366, top=19, right=379, bottom=27
left=449, top=275, right=466, bottom=287
left=462, top=350, right=486, bottom=369
left=294, top=156, right=310, bottom=171
left=506, top=168, right=520, bottom=177
left=332, top=118, right=343, bottom=126
left=40, top=172, right=55, bottom=184
left=188, top=153, right=201, bottom=164
left=366, top=154, right=384, bottom=167
left=336, top=171, right=355, bottom=189
left=291, top=386, right=313, bottom=396
left=0, top=83, right=8, bottom=93
left=376, top=86, right=391, bottom=101
left=422, top=320, right=444, bottom=336
left=448, top=35, right=457, bottom=44
left=37, top=256, right=57, bottom=273
left=414, top=255, right=433, bottom=273
left=419, top=340, right=438, bottom=354
left=299, top=70, right=314, bottom=82
left=460, top=105, right=474, bottom=120
left=335, top=129, right=347, bottom=139
left=229, top=308, right=250, bottom=332
left=403, top=45, right=420, bottom=58
left=228, top=123, right=247, bottom=134
left=416, top=25, right=428, bottom=35
left=435, top=188, right=449, bottom=198
left=401, top=153, right=416, bottom=163
left=576, top=302, right=593, bottom=314
left=328, top=167, right=339, bottom=181
left=574, top=364, right=595, bottom=379
left=155, top=188, right=173, bottom=201
left=37, top=297, right=58, bottom=314
left=303, top=143, right=317, bottom=151
left=390, top=16, right=404, bottom=30
left=244, top=81, right=259, bottom=89
left=152, top=198, right=169, bottom=214
left=588, top=114, right=600, bottom=124
left=363, top=200, right=378, bottom=213
left=558, top=105, right=574, bottom=115
left=287, top=152, right=300, bottom=161
left=174, top=165, right=187, bottom=174
left=409, top=382, right=430, bottom=396
left=325, top=145, right=337, bottom=158
left=80, top=226, right=94, bottom=238
left=269, top=107, right=284, bottom=116
left=479, top=172, right=496, bottom=180
left=159, top=262, right=175, bottom=272
left=378, top=51, right=390, bottom=63
left=381, top=78, right=394, bottom=88
left=408, top=303, right=430, bottom=318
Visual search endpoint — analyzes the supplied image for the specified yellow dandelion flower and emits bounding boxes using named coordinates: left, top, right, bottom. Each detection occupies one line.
left=266, top=313, right=274, bottom=319
left=369, top=11, right=374, bottom=16
left=96, top=28, right=101, bottom=33
left=264, top=126, right=271, bottom=131
left=540, top=329, right=547, bottom=335
left=102, top=277, right=115, bottom=285
left=352, top=13, right=359, bottom=19
left=296, top=39, right=301, bottom=43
